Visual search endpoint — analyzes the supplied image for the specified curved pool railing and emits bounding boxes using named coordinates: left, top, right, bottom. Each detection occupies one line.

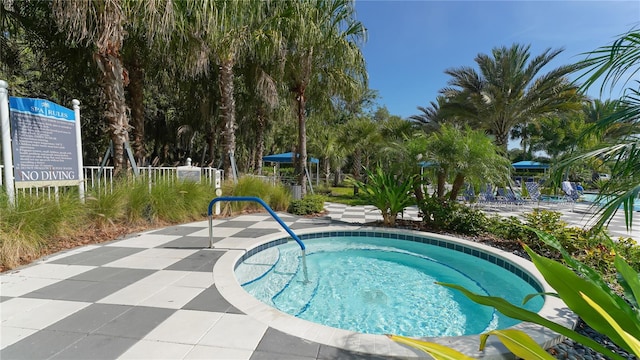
left=207, top=196, right=306, bottom=251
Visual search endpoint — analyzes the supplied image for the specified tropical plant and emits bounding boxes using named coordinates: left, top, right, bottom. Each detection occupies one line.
left=441, top=44, right=583, bottom=151
left=390, top=230, right=640, bottom=360
left=567, top=28, right=640, bottom=230
left=353, top=167, right=414, bottom=226
left=280, top=0, right=367, bottom=195
left=424, top=124, right=510, bottom=200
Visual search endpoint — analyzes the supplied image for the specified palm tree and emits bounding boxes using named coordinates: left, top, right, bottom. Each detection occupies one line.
left=52, top=0, right=130, bottom=176
left=280, top=0, right=367, bottom=196
left=409, top=96, right=447, bottom=133
left=180, top=0, right=273, bottom=179
left=571, top=28, right=640, bottom=229
left=424, top=124, right=510, bottom=200
left=52, top=0, right=177, bottom=175
left=441, top=44, right=583, bottom=151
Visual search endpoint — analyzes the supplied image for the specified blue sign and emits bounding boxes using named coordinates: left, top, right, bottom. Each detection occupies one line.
left=9, top=97, right=80, bottom=187
left=9, top=97, right=75, bottom=122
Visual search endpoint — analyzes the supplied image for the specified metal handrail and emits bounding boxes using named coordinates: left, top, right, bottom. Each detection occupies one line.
left=207, top=196, right=306, bottom=251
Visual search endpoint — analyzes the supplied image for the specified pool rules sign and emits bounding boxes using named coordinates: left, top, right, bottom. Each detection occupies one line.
left=0, top=80, right=85, bottom=204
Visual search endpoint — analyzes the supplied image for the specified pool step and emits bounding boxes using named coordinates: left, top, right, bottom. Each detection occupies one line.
left=272, top=255, right=319, bottom=316
left=235, top=247, right=280, bottom=286
left=243, top=250, right=300, bottom=304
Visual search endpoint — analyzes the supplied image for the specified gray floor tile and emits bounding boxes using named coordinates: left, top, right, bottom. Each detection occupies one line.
left=164, top=249, right=225, bottom=272
left=48, top=247, right=146, bottom=266
left=317, top=345, right=390, bottom=360
left=230, top=228, right=281, bottom=238
left=182, top=286, right=243, bottom=314
left=50, top=334, right=138, bottom=360
left=160, top=236, right=212, bottom=249
left=68, top=267, right=154, bottom=283
left=0, top=329, right=85, bottom=360
left=47, top=303, right=132, bottom=333
left=216, top=220, right=259, bottom=228
left=149, top=226, right=205, bottom=236
left=22, top=279, right=135, bottom=302
left=289, top=223, right=325, bottom=231
left=254, top=328, right=320, bottom=358
left=250, top=351, right=316, bottom=360
left=94, top=306, right=175, bottom=338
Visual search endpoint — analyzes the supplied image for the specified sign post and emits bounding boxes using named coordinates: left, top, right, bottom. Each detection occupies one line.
left=0, top=80, right=15, bottom=206
left=72, top=99, right=85, bottom=201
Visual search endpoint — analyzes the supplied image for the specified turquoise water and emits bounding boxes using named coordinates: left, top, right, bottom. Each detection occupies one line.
left=236, top=236, right=543, bottom=337
left=581, top=193, right=640, bottom=211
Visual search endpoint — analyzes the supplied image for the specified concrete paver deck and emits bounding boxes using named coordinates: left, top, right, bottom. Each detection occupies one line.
left=1, top=201, right=637, bottom=359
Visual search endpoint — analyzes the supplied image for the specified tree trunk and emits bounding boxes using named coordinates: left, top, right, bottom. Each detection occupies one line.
left=296, top=89, right=308, bottom=197
left=324, top=157, right=331, bottom=186
left=412, top=175, right=424, bottom=204
left=95, top=48, right=129, bottom=177
left=352, top=149, right=362, bottom=181
left=449, top=173, right=465, bottom=201
left=126, top=51, right=145, bottom=166
left=436, top=169, right=447, bottom=198
left=255, top=107, right=266, bottom=175
left=219, top=59, right=237, bottom=180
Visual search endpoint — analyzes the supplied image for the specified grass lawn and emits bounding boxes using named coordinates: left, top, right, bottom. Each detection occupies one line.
left=324, top=186, right=370, bottom=206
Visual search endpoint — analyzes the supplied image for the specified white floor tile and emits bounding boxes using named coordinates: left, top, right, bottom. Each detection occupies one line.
left=0, top=326, right=38, bottom=349
left=1, top=298, right=51, bottom=322
left=2, top=299, right=89, bottom=330
left=138, top=286, right=205, bottom=309
left=103, top=255, right=182, bottom=270
left=144, top=310, right=222, bottom=344
left=0, top=277, right=60, bottom=297
left=207, top=227, right=244, bottom=237
left=118, top=339, right=194, bottom=359
left=4, top=264, right=95, bottom=280
left=134, top=270, right=190, bottom=286
left=97, top=282, right=158, bottom=305
left=197, top=313, right=267, bottom=350
left=173, top=272, right=213, bottom=288
left=106, top=234, right=181, bottom=248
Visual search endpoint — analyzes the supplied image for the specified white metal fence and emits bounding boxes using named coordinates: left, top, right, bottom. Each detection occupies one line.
left=0, top=165, right=223, bottom=196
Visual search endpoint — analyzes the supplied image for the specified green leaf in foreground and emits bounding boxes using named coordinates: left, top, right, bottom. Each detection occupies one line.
left=386, top=334, right=474, bottom=360
left=479, top=329, right=555, bottom=360
left=581, top=292, right=640, bottom=356
left=437, top=282, right=625, bottom=360
left=524, top=245, right=640, bottom=352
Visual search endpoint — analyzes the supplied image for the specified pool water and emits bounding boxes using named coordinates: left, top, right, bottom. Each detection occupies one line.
left=235, top=236, right=543, bottom=337
left=581, top=193, right=640, bottom=211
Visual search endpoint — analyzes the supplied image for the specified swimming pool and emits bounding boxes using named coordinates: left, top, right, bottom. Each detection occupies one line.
left=213, top=226, right=574, bottom=358
left=581, top=193, right=640, bottom=211
left=235, top=234, right=543, bottom=337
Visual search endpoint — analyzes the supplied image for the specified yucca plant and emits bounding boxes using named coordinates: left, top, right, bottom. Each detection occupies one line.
left=389, top=229, right=640, bottom=359
left=354, top=167, right=415, bottom=226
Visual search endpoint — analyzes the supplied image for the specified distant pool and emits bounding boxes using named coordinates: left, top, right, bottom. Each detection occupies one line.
left=581, top=193, right=640, bottom=211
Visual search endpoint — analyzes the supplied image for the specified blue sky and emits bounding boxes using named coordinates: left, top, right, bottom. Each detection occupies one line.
left=354, top=0, right=640, bottom=120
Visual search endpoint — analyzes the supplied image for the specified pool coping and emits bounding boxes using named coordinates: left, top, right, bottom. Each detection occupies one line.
left=213, top=225, right=577, bottom=359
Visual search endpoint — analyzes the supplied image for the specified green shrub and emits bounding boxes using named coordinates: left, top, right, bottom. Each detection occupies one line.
left=226, top=176, right=276, bottom=211
left=354, top=167, right=415, bottom=226
left=288, top=194, right=326, bottom=215
left=418, top=197, right=488, bottom=235
left=267, top=184, right=291, bottom=212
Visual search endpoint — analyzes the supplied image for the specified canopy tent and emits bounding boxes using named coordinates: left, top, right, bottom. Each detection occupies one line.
left=263, top=152, right=319, bottom=164
left=262, top=152, right=319, bottom=191
left=511, top=161, right=549, bottom=170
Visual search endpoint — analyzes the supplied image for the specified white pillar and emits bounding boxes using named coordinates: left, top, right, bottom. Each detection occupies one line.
left=0, top=80, right=14, bottom=206
left=72, top=99, right=85, bottom=202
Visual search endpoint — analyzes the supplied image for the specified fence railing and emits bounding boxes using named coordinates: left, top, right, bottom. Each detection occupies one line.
left=0, top=165, right=223, bottom=196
